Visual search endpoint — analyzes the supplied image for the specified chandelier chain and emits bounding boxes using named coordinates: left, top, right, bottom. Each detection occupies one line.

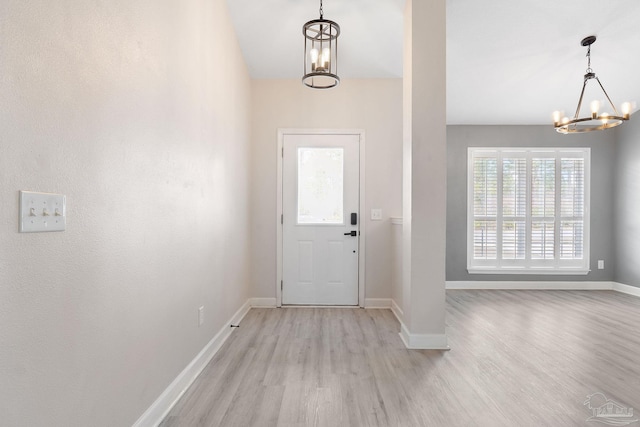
left=319, top=0, right=323, bottom=18
left=586, top=44, right=592, bottom=73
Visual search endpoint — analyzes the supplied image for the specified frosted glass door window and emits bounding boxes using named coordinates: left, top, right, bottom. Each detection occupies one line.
left=297, top=148, right=344, bottom=224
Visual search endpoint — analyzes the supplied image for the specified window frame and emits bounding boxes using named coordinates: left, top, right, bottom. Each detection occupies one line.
left=467, top=147, right=591, bottom=275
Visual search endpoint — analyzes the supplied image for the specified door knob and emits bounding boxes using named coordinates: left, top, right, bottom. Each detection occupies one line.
left=344, top=230, right=357, bottom=236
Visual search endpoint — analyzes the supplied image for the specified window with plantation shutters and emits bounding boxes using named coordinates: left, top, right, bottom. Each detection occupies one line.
left=468, top=148, right=590, bottom=274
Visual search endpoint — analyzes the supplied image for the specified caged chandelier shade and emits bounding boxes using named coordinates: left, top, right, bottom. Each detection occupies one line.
left=302, top=0, right=340, bottom=89
left=553, top=36, right=632, bottom=134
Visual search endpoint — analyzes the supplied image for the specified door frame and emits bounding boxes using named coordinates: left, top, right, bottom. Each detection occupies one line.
left=276, top=129, right=366, bottom=307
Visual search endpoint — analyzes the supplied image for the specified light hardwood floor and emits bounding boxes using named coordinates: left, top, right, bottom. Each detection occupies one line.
left=160, top=290, right=640, bottom=426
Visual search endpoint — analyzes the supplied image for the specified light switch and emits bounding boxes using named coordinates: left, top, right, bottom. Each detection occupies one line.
left=598, top=260, right=604, bottom=270
left=19, top=191, right=66, bottom=233
left=371, top=208, right=382, bottom=221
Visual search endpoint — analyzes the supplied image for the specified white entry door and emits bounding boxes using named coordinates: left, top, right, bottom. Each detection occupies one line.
left=282, top=133, right=360, bottom=305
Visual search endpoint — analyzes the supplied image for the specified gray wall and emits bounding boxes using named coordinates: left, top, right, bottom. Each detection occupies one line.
left=614, top=115, right=640, bottom=288
left=447, top=125, right=616, bottom=282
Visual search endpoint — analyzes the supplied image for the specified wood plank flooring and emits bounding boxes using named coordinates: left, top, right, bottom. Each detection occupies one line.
left=160, top=290, right=640, bottom=426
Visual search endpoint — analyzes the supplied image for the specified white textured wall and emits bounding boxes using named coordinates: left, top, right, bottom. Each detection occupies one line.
left=0, top=1, right=251, bottom=426
left=250, top=79, right=403, bottom=301
left=401, top=0, right=413, bottom=327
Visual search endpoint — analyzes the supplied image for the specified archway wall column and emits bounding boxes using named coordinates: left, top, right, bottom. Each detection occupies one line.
left=401, top=0, right=448, bottom=349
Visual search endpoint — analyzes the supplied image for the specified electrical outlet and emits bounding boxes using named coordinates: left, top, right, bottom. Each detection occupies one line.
left=598, top=260, right=604, bottom=270
left=198, top=306, right=204, bottom=326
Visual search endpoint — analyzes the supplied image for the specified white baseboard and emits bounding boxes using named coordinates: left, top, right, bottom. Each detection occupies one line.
left=612, top=282, right=640, bottom=297
left=446, top=281, right=613, bottom=290
left=390, top=299, right=403, bottom=323
left=390, top=300, right=448, bottom=350
left=132, top=300, right=251, bottom=427
left=250, top=297, right=277, bottom=307
left=446, top=280, right=640, bottom=298
left=399, top=323, right=449, bottom=350
left=364, top=298, right=392, bottom=308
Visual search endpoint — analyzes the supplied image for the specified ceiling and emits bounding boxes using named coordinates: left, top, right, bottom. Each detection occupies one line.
left=227, top=0, right=640, bottom=125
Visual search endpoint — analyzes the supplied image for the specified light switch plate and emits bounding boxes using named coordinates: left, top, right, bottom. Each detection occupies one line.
left=598, top=260, right=604, bottom=270
left=371, top=208, right=382, bottom=221
left=19, top=191, right=66, bottom=233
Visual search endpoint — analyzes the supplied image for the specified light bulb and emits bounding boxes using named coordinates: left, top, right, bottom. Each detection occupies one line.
left=310, top=48, right=319, bottom=62
left=590, top=100, right=600, bottom=119
left=310, top=48, right=319, bottom=72
left=552, top=111, right=561, bottom=125
left=622, top=102, right=632, bottom=119
left=602, top=112, right=609, bottom=124
left=562, top=117, right=570, bottom=124
left=322, top=47, right=331, bottom=69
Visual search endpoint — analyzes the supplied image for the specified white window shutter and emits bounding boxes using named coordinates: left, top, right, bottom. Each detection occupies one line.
left=468, top=148, right=590, bottom=274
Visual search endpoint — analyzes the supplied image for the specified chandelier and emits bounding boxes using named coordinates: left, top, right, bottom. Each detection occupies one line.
left=553, top=36, right=631, bottom=134
left=302, top=0, right=340, bottom=89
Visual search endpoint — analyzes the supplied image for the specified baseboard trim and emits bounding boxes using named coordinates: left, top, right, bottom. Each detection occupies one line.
left=250, top=297, right=277, bottom=307
left=399, top=323, right=449, bottom=350
left=390, top=299, right=403, bottom=323
left=445, top=281, right=640, bottom=298
left=446, top=281, right=613, bottom=290
left=612, top=282, right=640, bottom=297
left=132, top=300, right=251, bottom=427
left=390, top=300, right=448, bottom=350
left=364, top=298, right=392, bottom=308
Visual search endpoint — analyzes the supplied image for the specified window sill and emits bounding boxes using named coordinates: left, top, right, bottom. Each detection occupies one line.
left=468, top=268, right=590, bottom=275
